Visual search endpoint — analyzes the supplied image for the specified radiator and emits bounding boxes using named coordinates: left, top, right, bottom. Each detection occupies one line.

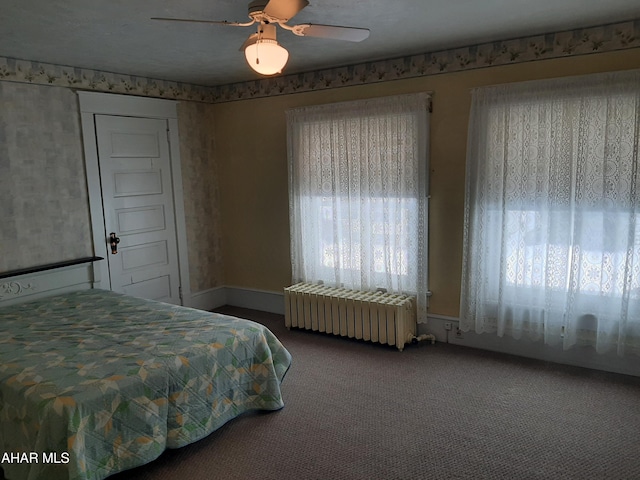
left=284, top=283, right=421, bottom=351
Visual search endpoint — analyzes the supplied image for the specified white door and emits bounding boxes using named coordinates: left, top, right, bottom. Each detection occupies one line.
left=95, top=115, right=181, bottom=304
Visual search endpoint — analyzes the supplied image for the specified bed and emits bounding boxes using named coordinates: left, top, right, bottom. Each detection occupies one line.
left=0, top=261, right=291, bottom=480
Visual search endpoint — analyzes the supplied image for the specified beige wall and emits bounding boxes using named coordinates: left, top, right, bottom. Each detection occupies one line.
left=2, top=48, right=638, bottom=311
left=214, top=48, right=640, bottom=317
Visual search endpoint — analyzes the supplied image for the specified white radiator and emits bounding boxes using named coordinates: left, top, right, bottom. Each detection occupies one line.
left=284, top=283, right=421, bottom=351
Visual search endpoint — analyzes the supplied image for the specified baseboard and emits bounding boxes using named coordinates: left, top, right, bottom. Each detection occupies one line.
left=424, top=315, right=639, bottom=377
left=189, top=286, right=227, bottom=311
left=421, top=314, right=460, bottom=343
left=225, top=286, right=285, bottom=315
left=188, top=286, right=284, bottom=314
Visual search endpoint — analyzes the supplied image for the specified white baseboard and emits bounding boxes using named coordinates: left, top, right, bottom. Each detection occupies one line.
left=424, top=315, right=639, bottom=377
left=225, top=286, right=285, bottom=315
left=189, top=286, right=227, bottom=311
left=420, top=314, right=460, bottom=343
left=450, top=328, right=640, bottom=377
left=188, top=286, right=284, bottom=315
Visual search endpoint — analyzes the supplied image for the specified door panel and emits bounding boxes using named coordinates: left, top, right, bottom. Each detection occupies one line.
left=123, top=276, right=172, bottom=301
left=116, top=206, right=166, bottom=234
left=110, top=132, right=160, bottom=157
left=113, top=170, right=163, bottom=196
left=95, top=115, right=181, bottom=304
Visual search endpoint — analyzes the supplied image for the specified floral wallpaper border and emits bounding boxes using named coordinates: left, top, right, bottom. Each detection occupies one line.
left=0, top=58, right=216, bottom=102
left=214, top=19, right=640, bottom=102
left=1, top=19, right=638, bottom=104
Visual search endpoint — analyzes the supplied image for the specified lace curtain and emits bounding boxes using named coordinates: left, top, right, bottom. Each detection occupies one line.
left=287, top=93, right=430, bottom=322
left=461, top=69, right=640, bottom=355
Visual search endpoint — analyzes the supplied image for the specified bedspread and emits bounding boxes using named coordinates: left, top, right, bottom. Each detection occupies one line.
left=0, top=289, right=291, bottom=480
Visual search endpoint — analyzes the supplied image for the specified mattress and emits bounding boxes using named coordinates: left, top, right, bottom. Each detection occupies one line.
left=0, top=289, right=291, bottom=480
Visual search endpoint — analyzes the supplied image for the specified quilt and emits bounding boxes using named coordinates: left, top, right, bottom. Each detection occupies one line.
left=0, top=289, right=291, bottom=480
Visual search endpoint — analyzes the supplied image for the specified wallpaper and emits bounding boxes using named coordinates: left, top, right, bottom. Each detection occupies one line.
left=214, top=20, right=640, bottom=102
left=0, top=82, right=93, bottom=273
left=0, top=82, right=223, bottom=293
left=177, top=102, right=224, bottom=292
left=0, top=19, right=638, bottom=103
left=1, top=17, right=638, bottom=286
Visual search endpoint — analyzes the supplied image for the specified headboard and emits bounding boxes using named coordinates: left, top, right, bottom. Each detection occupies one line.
left=0, top=257, right=104, bottom=307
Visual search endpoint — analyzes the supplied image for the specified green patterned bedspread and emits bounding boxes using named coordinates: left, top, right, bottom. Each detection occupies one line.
left=0, top=289, right=291, bottom=480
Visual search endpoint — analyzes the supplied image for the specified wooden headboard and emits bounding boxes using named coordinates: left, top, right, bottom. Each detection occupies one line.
left=0, top=257, right=104, bottom=306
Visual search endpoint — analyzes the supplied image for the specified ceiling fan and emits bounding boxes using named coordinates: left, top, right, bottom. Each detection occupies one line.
left=152, top=0, right=370, bottom=76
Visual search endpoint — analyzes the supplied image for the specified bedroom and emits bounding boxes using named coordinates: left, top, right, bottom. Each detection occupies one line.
left=1, top=1, right=640, bottom=478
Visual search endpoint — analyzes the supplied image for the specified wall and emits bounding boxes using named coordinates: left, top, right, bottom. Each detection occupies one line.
left=2, top=48, right=638, bottom=316
left=0, top=81, right=223, bottom=295
left=213, top=48, right=640, bottom=318
left=0, top=82, right=92, bottom=271
left=177, top=102, right=224, bottom=292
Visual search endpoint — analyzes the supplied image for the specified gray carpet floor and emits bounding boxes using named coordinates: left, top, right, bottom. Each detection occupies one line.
left=107, top=306, right=640, bottom=480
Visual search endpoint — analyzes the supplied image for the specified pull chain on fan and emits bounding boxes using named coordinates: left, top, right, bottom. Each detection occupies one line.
left=152, top=0, right=370, bottom=76
left=245, top=24, right=289, bottom=75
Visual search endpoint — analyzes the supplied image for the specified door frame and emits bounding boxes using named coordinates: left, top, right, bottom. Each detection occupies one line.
left=78, top=91, right=192, bottom=306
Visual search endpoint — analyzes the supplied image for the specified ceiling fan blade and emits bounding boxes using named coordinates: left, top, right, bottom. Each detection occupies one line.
left=151, top=17, right=249, bottom=26
left=295, top=24, right=370, bottom=42
left=263, top=0, right=309, bottom=22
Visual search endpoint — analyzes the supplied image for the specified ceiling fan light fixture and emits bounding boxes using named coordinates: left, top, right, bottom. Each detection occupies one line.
left=153, top=0, right=370, bottom=78
left=244, top=38, right=289, bottom=75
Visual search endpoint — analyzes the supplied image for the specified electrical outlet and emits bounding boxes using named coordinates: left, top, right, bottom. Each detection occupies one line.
left=455, top=327, right=463, bottom=338
left=444, top=321, right=452, bottom=331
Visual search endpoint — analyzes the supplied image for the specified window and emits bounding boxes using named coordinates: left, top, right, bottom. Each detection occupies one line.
left=286, top=93, right=430, bottom=322
left=461, top=70, right=640, bottom=355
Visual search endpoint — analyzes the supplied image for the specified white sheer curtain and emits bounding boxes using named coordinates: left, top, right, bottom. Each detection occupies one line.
left=461, top=69, right=640, bottom=355
left=287, top=93, right=430, bottom=322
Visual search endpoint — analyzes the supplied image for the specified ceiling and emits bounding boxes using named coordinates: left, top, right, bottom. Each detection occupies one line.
left=1, top=0, right=639, bottom=87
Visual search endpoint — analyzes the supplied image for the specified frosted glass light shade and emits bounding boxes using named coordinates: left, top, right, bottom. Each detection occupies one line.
left=244, top=39, right=289, bottom=75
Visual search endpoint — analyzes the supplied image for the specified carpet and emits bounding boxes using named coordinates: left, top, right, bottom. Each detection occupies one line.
left=79, top=307, right=640, bottom=479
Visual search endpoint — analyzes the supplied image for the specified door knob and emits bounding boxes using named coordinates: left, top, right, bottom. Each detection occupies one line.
left=109, top=232, right=121, bottom=255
